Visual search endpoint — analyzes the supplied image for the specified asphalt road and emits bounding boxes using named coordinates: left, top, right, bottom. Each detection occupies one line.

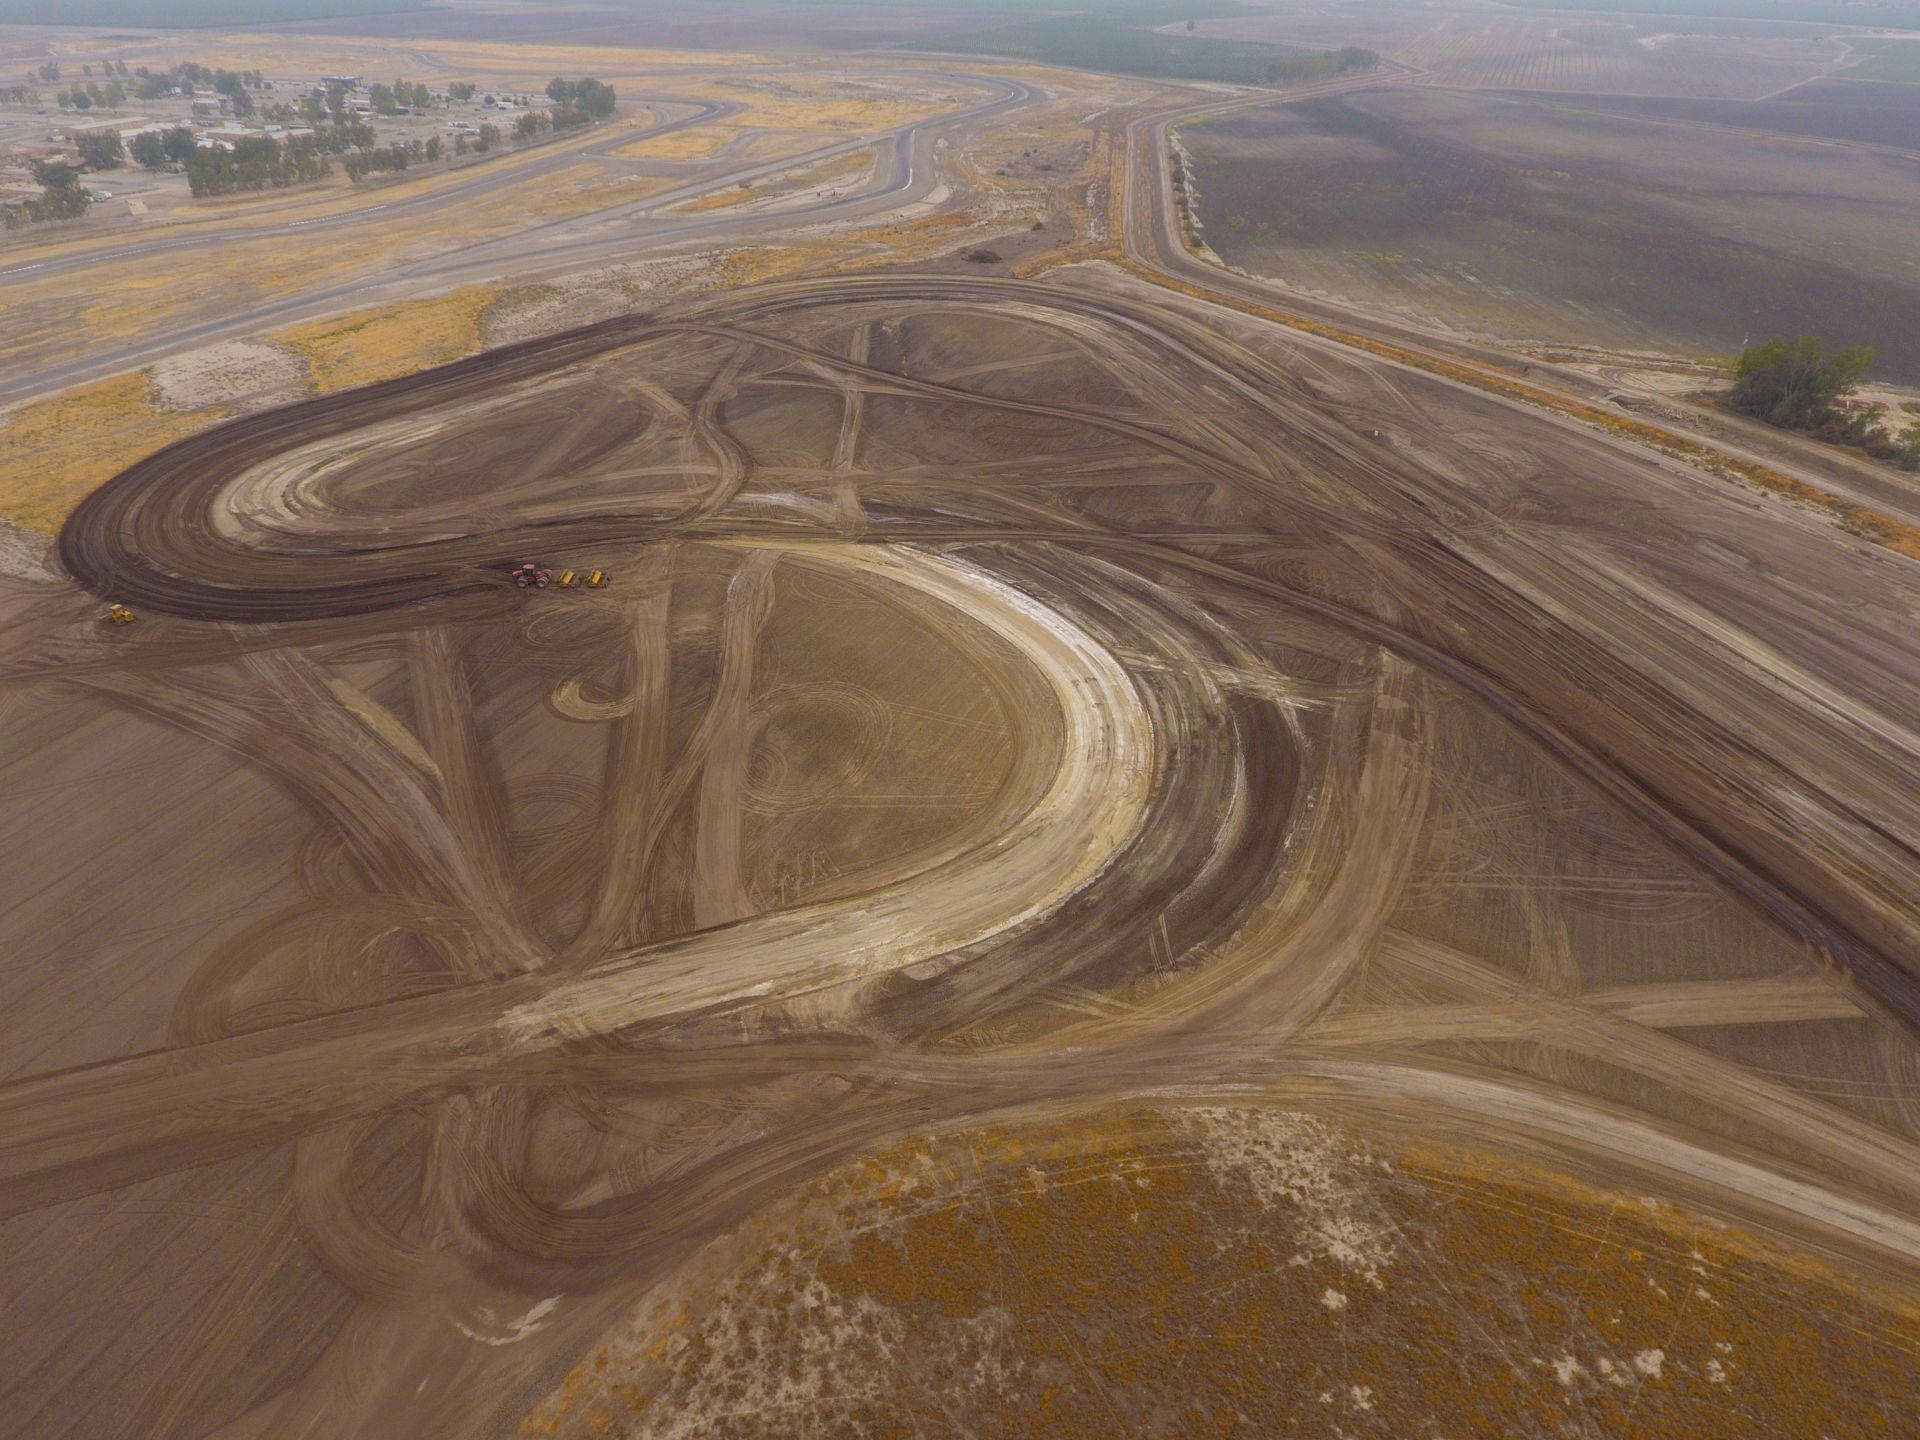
left=0, top=73, right=1030, bottom=407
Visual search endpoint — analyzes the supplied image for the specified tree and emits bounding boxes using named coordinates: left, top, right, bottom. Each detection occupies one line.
left=454, top=133, right=468, bottom=155
left=75, top=129, right=124, bottom=169
left=160, top=126, right=196, bottom=164
left=30, top=159, right=89, bottom=220
left=474, top=121, right=500, bottom=154
left=370, top=82, right=398, bottom=115
left=425, top=134, right=442, bottom=162
left=544, top=75, right=614, bottom=125
left=38, top=61, right=58, bottom=82
left=69, top=87, right=91, bottom=110
left=213, top=68, right=254, bottom=117
left=447, top=81, right=475, bottom=101
left=513, top=109, right=548, bottom=141
left=1729, top=336, right=1874, bottom=431
left=131, top=130, right=165, bottom=168
left=578, top=77, right=614, bottom=118
left=103, top=79, right=125, bottom=108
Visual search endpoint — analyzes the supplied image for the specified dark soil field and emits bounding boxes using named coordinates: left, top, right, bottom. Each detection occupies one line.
left=1524, top=77, right=1920, bottom=151
left=1185, top=87, right=1920, bottom=380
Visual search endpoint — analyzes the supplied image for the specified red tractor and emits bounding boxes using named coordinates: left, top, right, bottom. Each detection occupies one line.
left=510, top=562, right=552, bottom=589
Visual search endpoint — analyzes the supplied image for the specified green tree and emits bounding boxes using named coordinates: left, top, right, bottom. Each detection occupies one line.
left=447, top=81, right=475, bottom=101
left=162, top=126, right=197, bottom=164
left=370, top=82, right=397, bottom=115
left=1729, top=336, right=1874, bottom=431
left=75, top=129, right=123, bottom=169
left=30, top=159, right=89, bottom=220
left=425, top=134, right=442, bottom=162
left=131, top=130, right=165, bottom=168
left=474, top=121, right=500, bottom=154
left=578, top=77, right=614, bottom=118
left=545, top=76, right=614, bottom=124
left=69, top=87, right=91, bottom=110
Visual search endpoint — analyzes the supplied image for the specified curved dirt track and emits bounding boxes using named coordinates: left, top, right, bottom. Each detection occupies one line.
left=59, top=274, right=1920, bottom=1032
left=14, top=270, right=1920, bottom=1436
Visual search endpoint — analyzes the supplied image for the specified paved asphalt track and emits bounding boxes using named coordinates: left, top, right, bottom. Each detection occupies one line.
left=0, top=74, right=1030, bottom=407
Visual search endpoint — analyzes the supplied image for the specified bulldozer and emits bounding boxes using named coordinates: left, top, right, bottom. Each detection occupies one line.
left=586, top=569, right=609, bottom=589
left=556, top=570, right=578, bottom=589
left=104, top=603, right=136, bottom=625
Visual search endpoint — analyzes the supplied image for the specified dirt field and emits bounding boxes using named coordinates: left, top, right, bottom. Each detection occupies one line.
left=7, top=266, right=1920, bottom=1436
left=1188, top=2, right=1846, bottom=98
left=1184, top=86, right=1920, bottom=381
left=12, top=12, right=1920, bottom=1440
left=1530, top=76, right=1920, bottom=150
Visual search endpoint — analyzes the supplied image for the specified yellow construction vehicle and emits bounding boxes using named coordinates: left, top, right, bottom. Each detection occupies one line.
left=586, top=569, right=609, bottom=589
left=104, top=603, right=136, bottom=625
left=556, top=570, right=577, bottom=588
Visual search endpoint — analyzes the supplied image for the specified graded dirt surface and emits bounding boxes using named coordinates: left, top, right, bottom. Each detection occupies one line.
left=1182, top=86, right=1920, bottom=381
left=14, top=17, right=1920, bottom=1440
left=10, top=263, right=1920, bottom=1436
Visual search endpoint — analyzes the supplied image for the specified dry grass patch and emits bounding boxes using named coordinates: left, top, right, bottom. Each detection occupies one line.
left=671, top=150, right=872, bottom=215
left=615, top=125, right=742, bottom=161
left=0, top=373, right=227, bottom=534
left=272, top=285, right=502, bottom=394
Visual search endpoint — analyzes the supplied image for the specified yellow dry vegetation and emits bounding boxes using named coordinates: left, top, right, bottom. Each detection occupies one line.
left=671, top=150, right=872, bottom=215
left=0, top=373, right=227, bottom=534
left=716, top=82, right=963, bottom=134
left=272, top=284, right=501, bottom=394
left=614, top=125, right=741, bottom=160
left=711, top=211, right=978, bottom=290
left=421, top=39, right=770, bottom=73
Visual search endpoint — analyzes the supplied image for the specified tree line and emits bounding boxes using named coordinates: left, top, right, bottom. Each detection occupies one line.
left=39, top=60, right=267, bottom=115
left=1731, top=337, right=1920, bottom=470
left=187, top=134, right=331, bottom=196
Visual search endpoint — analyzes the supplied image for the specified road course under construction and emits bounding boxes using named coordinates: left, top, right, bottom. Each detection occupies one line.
left=12, top=266, right=1920, bottom=1435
